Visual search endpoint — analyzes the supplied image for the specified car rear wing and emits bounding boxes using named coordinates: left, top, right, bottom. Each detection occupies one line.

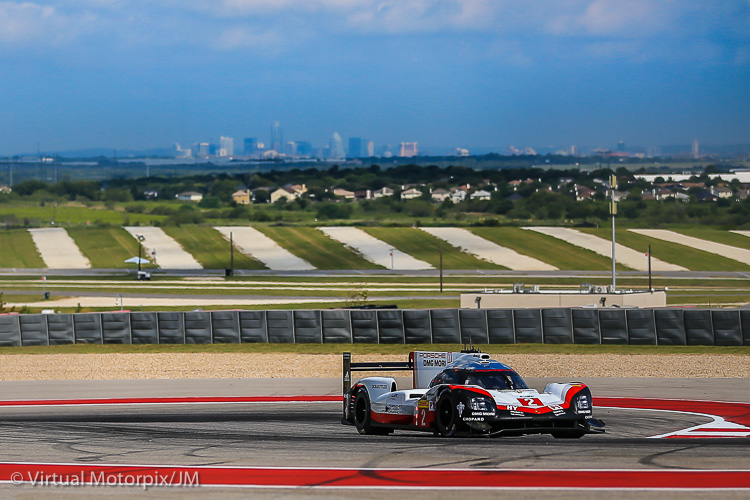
left=342, top=352, right=413, bottom=403
left=342, top=349, right=486, bottom=400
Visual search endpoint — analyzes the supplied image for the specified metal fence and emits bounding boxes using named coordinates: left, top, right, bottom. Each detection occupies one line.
left=0, top=308, right=748, bottom=346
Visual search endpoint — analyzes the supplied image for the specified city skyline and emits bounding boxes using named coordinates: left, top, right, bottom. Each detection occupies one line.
left=1, top=1, right=748, bottom=155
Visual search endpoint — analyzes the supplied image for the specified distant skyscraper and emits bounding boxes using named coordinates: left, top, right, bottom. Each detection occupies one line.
left=197, top=142, right=210, bottom=157
left=692, top=139, right=699, bottom=159
left=285, top=141, right=298, bottom=156
left=329, top=132, right=345, bottom=160
left=219, top=136, right=234, bottom=157
left=244, top=138, right=258, bottom=154
left=296, top=141, right=312, bottom=156
left=348, top=137, right=363, bottom=158
left=399, top=142, right=418, bottom=157
left=271, top=121, right=283, bottom=153
left=366, top=140, right=374, bottom=157
left=617, top=141, right=625, bottom=153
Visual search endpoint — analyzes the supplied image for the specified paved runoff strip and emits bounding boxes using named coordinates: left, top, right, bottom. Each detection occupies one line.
left=27, top=228, right=91, bottom=269
left=318, top=227, right=433, bottom=270
left=0, top=463, right=747, bottom=490
left=632, top=229, right=750, bottom=266
left=214, top=226, right=315, bottom=271
left=420, top=227, right=557, bottom=271
left=124, top=226, right=202, bottom=270
left=523, top=227, right=686, bottom=271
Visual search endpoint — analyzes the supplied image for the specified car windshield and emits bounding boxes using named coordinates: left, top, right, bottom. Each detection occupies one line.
left=430, top=369, right=528, bottom=390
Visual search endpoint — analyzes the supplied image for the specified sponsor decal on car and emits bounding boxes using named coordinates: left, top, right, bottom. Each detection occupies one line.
left=457, top=402, right=465, bottom=416
left=371, top=384, right=388, bottom=389
left=418, top=400, right=429, bottom=409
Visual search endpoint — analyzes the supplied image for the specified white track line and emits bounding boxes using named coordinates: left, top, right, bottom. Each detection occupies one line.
left=318, top=227, right=433, bottom=270
left=633, top=229, right=750, bottom=266
left=124, top=227, right=201, bottom=270
left=420, top=227, right=557, bottom=271
left=523, top=227, right=686, bottom=271
left=214, top=227, right=314, bottom=271
left=27, top=228, right=90, bottom=269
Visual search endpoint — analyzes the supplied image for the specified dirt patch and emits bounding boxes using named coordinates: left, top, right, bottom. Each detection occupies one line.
left=0, top=353, right=746, bottom=381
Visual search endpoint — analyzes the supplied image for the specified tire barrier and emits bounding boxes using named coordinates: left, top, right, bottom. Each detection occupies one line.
left=0, top=308, right=747, bottom=347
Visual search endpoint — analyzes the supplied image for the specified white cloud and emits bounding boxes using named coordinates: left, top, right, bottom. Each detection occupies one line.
left=211, top=26, right=283, bottom=50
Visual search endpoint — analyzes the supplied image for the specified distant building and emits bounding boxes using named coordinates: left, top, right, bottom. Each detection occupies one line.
left=400, top=187, right=423, bottom=200
left=373, top=187, right=394, bottom=198
left=196, top=143, right=210, bottom=158
left=399, top=142, right=418, bottom=158
left=296, top=141, right=312, bottom=156
left=244, top=138, right=259, bottom=155
left=452, top=147, right=469, bottom=157
left=365, top=140, right=374, bottom=157
left=176, top=191, right=203, bottom=202
left=271, top=187, right=297, bottom=203
left=431, top=188, right=450, bottom=203
left=285, top=141, right=298, bottom=156
left=333, top=188, right=355, bottom=199
left=329, top=132, right=345, bottom=160
left=692, top=139, right=700, bottom=159
left=232, top=190, right=251, bottom=205
left=348, top=137, right=364, bottom=158
left=219, top=136, right=234, bottom=157
left=470, top=189, right=492, bottom=201
left=271, top=121, right=283, bottom=153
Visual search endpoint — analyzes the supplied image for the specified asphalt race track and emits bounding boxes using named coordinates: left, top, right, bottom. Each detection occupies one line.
left=0, top=378, right=748, bottom=499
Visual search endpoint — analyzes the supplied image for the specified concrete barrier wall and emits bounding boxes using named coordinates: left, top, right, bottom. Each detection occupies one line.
left=0, top=308, right=747, bottom=347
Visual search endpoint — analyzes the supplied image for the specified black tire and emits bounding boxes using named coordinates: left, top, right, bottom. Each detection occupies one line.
left=353, top=391, right=390, bottom=435
left=435, top=391, right=463, bottom=437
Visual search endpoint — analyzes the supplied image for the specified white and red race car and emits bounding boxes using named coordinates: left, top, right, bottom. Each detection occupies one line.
left=342, top=350, right=605, bottom=438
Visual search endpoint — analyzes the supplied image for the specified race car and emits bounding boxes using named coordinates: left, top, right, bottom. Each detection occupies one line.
left=341, top=350, right=605, bottom=438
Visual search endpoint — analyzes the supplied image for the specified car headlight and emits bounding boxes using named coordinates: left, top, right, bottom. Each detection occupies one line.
left=469, top=397, right=492, bottom=411
left=576, top=395, right=591, bottom=412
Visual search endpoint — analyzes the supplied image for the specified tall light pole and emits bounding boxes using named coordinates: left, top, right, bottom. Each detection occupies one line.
left=136, top=234, right=145, bottom=274
left=609, top=173, right=617, bottom=291
left=389, top=248, right=395, bottom=270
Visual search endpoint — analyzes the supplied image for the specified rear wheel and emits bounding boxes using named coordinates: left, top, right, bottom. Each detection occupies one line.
left=435, top=391, right=463, bottom=437
left=353, top=391, right=390, bottom=435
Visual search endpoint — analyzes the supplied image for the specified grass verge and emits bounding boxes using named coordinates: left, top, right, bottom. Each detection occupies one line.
left=0, top=229, right=45, bottom=268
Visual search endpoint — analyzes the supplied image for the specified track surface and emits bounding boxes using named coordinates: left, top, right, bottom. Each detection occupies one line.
left=0, top=378, right=748, bottom=498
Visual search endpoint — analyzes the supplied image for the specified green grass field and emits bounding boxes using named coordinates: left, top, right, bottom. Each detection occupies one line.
left=67, top=226, right=152, bottom=269
left=162, top=226, right=266, bottom=270
left=469, top=227, right=618, bottom=270
left=580, top=228, right=750, bottom=271
left=0, top=201, right=164, bottom=226
left=0, top=229, right=45, bottom=267
left=255, top=226, right=381, bottom=269
left=362, top=227, right=504, bottom=269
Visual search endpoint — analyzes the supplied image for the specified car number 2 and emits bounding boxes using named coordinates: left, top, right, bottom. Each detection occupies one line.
left=518, top=397, right=543, bottom=407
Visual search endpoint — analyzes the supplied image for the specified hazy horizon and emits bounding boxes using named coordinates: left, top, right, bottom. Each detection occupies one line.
left=1, top=1, right=748, bottom=156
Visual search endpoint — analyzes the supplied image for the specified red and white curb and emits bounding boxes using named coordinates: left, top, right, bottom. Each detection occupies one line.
left=596, top=397, right=750, bottom=438
left=0, top=463, right=748, bottom=490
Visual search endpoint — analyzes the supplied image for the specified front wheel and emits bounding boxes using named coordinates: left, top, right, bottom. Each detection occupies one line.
left=435, top=391, right=464, bottom=437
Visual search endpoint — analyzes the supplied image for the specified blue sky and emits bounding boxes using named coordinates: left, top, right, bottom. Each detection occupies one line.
left=0, top=0, right=748, bottom=155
